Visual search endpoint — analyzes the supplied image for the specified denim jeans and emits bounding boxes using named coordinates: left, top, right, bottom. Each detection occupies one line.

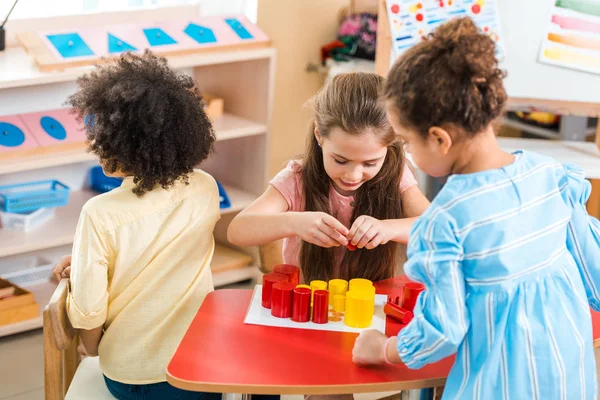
left=103, top=375, right=223, bottom=400
left=104, top=376, right=281, bottom=400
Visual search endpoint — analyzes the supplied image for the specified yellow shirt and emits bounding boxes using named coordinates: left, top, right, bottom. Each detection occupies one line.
left=67, top=169, right=220, bottom=384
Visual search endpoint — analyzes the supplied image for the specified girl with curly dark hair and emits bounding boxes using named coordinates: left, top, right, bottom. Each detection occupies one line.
left=353, top=17, right=600, bottom=400
left=53, top=50, right=222, bottom=400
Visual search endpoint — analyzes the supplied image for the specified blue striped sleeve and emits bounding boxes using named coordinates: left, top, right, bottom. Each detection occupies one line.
left=564, top=164, right=600, bottom=311
left=396, top=209, right=469, bottom=369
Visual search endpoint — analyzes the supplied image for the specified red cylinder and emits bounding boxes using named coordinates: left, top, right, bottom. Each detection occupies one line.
left=384, top=302, right=414, bottom=324
left=312, top=290, right=329, bottom=324
left=292, top=287, right=311, bottom=322
left=402, top=282, right=425, bottom=312
left=271, top=281, right=295, bottom=318
left=347, top=243, right=357, bottom=251
left=262, top=273, right=289, bottom=309
left=273, top=264, right=300, bottom=287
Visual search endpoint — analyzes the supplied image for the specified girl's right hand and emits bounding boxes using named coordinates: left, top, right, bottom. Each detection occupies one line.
left=293, top=212, right=349, bottom=248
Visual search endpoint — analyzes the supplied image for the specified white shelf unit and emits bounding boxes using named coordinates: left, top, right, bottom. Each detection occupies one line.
left=0, top=46, right=274, bottom=337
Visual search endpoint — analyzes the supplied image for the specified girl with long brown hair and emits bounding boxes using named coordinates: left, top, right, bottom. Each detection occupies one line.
left=228, top=72, right=429, bottom=283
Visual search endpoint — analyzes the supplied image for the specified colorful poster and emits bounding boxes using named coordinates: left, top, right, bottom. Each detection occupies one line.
left=539, top=0, right=600, bottom=75
left=385, top=0, right=504, bottom=62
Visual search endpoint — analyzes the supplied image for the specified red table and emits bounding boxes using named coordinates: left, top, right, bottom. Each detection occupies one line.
left=167, top=277, right=600, bottom=395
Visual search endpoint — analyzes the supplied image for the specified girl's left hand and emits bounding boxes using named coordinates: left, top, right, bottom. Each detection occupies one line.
left=348, top=216, right=394, bottom=249
left=352, top=330, right=388, bottom=365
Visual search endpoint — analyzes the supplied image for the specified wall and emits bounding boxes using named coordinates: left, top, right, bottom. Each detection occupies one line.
left=257, top=0, right=349, bottom=177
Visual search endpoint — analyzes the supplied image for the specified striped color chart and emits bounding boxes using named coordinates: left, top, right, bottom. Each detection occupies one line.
left=539, top=0, right=600, bottom=75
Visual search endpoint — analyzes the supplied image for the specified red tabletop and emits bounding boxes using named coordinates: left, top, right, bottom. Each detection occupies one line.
left=167, top=277, right=600, bottom=394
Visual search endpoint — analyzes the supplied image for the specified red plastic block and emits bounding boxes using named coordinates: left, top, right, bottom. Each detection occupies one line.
left=402, top=282, right=425, bottom=312
left=262, top=273, right=289, bottom=309
left=291, top=287, right=311, bottom=323
left=384, top=301, right=413, bottom=324
left=312, top=290, right=329, bottom=324
left=271, top=281, right=295, bottom=318
left=273, top=264, right=300, bottom=287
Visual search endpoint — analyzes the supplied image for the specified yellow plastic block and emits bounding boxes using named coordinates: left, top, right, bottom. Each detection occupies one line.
left=349, top=278, right=373, bottom=291
left=296, top=284, right=311, bottom=290
left=332, top=294, right=346, bottom=313
left=328, top=279, right=349, bottom=305
left=344, top=289, right=374, bottom=328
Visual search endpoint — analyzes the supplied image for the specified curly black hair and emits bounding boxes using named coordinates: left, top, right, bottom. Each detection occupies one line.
left=66, top=50, right=216, bottom=196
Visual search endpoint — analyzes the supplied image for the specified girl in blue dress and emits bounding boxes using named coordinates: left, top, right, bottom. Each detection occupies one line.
left=352, top=17, right=600, bottom=399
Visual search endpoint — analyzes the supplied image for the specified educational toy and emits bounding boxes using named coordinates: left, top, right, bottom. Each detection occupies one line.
left=291, top=287, right=311, bottom=322
left=0, top=108, right=87, bottom=160
left=402, top=281, right=425, bottom=311
left=344, top=289, right=375, bottom=328
left=0, top=116, right=36, bottom=155
left=312, top=290, right=329, bottom=324
left=245, top=285, right=388, bottom=333
left=384, top=298, right=414, bottom=324
left=328, top=279, right=349, bottom=305
left=349, top=278, right=373, bottom=291
left=271, top=281, right=295, bottom=318
left=16, top=15, right=271, bottom=72
left=20, top=108, right=85, bottom=147
left=273, top=264, right=300, bottom=287
left=261, top=272, right=289, bottom=309
left=385, top=0, right=504, bottom=61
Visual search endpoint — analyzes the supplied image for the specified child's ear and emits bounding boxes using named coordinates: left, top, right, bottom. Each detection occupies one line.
left=314, top=122, right=323, bottom=146
left=428, top=126, right=452, bottom=155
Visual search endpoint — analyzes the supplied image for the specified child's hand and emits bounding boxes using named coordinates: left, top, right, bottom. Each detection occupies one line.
left=348, top=216, right=394, bottom=249
left=352, top=329, right=388, bottom=365
left=294, top=212, right=349, bottom=248
left=53, top=255, right=72, bottom=282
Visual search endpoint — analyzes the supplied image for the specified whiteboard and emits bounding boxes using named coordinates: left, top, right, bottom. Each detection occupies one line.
left=498, top=0, right=600, bottom=104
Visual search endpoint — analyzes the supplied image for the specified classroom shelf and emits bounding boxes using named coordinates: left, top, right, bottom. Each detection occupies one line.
left=500, top=117, right=597, bottom=140
left=0, top=184, right=255, bottom=258
left=0, top=190, right=95, bottom=258
left=0, top=46, right=276, bottom=90
left=211, top=244, right=253, bottom=274
left=0, top=113, right=266, bottom=176
left=0, top=279, right=55, bottom=338
left=0, top=244, right=255, bottom=337
left=213, top=265, right=258, bottom=288
left=498, top=137, right=600, bottom=179
left=221, top=185, right=257, bottom=214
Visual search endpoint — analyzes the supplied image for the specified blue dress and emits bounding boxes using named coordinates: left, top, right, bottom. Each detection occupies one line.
left=397, top=150, right=600, bottom=399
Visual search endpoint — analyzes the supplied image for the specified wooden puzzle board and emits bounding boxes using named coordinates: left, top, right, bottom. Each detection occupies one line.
left=244, top=285, right=387, bottom=334
left=17, top=14, right=271, bottom=72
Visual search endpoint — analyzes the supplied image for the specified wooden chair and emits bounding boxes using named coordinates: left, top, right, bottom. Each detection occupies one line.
left=44, top=279, right=115, bottom=399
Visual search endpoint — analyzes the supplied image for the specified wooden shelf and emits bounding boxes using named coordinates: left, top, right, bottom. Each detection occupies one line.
left=0, top=190, right=95, bottom=258
left=0, top=280, right=55, bottom=338
left=500, top=117, right=597, bottom=140
left=212, top=114, right=266, bottom=141
left=0, top=46, right=276, bottom=90
left=213, top=265, right=258, bottom=288
left=0, top=113, right=266, bottom=176
left=211, top=244, right=253, bottom=274
left=498, top=137, right=600, bottom=179
left=220, top=185, right=257, bottom=214
left=0, top=245, right=255, bottom=336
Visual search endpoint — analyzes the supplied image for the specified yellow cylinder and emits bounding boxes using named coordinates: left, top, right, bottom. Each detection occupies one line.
left=296, top=284, right=311, bottom=290
left=349, top=278, right=373, bottom=291
left=310, top=280, right=327, bottom=304
left=344, top=289, right=374, bottom=328
left=332, top=294, right=345, bottom=312
left=328, top=279, right=349, bottom=305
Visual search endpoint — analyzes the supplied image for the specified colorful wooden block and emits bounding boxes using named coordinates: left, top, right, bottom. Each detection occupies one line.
left=46, top=32, right=94, bottom=58
left=143, top=27, right=178, bottom=47
left=20, top=109, right=86, bottom=147
left=0, top=116, right=38, bottom=154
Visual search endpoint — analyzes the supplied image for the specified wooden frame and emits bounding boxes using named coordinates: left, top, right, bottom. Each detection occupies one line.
left=43, top=279, right=79, bottom=400
left=373, top=0, right=600, bottom=150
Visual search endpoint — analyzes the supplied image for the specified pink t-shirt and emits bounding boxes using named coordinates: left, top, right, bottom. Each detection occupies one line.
left=269, top=160, right=417, bottom=272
